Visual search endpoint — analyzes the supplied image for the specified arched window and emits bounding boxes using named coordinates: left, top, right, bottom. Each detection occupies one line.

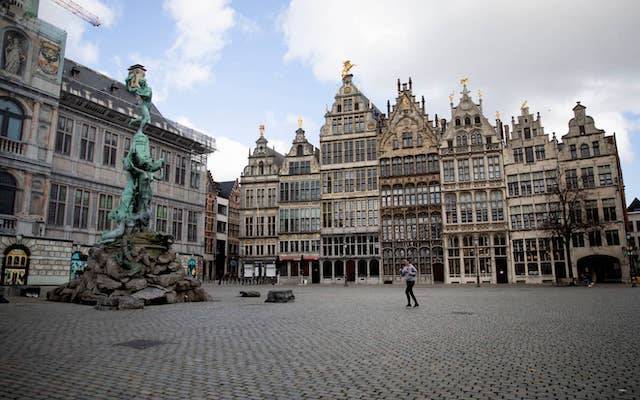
left=0, top=98, right=25, bottom=141
left=580, top=143, right=590, bottom=158
left=430, top=212, right=442, bottom=239
left=296, top=144, right=303, bottom=156
left=474, top=115, right=481, bottom=124
left=455, top=118, right=461, bottom=126
left=0, top=171, right=17, bottom=215
left=258, top=161, right=264, bottom=175
left=471, top=131, right=483, bottom=145
left=418, top=212, right=429, bottom=239
left=464, top=117, right=471, bottom=126
left=2, top=245, right=29, bottom=285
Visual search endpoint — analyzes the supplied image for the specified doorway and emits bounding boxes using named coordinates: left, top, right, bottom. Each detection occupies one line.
left=496, top=258, right=508, bottom=284
left=577, top=255, right=622, bottom=283
left=432, top=263, right=444, bottom=283
left=311, top=261, right=320, bottom=283
left=346, top=260, right=356, bottom=282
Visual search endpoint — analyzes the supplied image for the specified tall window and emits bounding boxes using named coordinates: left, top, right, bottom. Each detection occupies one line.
left=175, top=155, right=186, bottom=185
left=513, top=148, right=523, bottom=163
left=475, top=192, right=488, bottom=222
left=565, top=169, right=578, bottom=189
left=47, top=183, right=67, bottom=226
left=427, top=154, right=438, bottom=173
left=187, top=211, right=198, bottom=242
left=0, top=172, right=17, bottom=215
left=0, top=98, right=24, bottom=141
left=570, top=144, right=577, bottom=159
left=443, top=160, right=455, bottom=182
left=459, top=192, right=473, bottom=223
left=525, top=147, right=534, bottom=163
left=598, top=165, right=612, bottom=186
left=355, top=140, right=365, bottom=162
left=155, top=204, right=168, bottom=233
left=366, top=139, right=377, bottom=160
left=402, top=132, right=413, bottom=148
left=445, top=194, right=457, bottom=223
left=245, top=216, right=253, bottom=236
left=97, top=194, right=113, bottom=231
left=56, top=115, right=73, bottom=155
left=581, top=167, right=595, bottom=188
left=161, top=150, right=171, bottom=182
left=602, top=198, right=617, bottom=221
left=592, top=141, right=600, bottom=156
left=535, top=145, right=545, bottom=160
left=605, top=230, right=620, bottom=246
left=472, top=158, right=485, bottom=180
left=190, top=160, right=201, bottom=189
left=171, top=208, right=183, bottom=241
left=458, top=159, right=470, bottom=181
left=79, top=124, right=96, bottom=162
left=487, top=155, right=500, bottom=179
left=72, top=189, right=90, bottom=229
left=103, top=131, right=118, bottom=167
left=490, top=191, right=504, bottom=221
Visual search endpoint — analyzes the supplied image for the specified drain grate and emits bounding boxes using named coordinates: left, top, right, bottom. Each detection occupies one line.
left=451, top=311, right=474, bottom=315
left=116, top=339, right=168, bottom=349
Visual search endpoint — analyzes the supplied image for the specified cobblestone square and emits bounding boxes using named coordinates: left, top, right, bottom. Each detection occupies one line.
left=1, top=285, right=639, bottom=399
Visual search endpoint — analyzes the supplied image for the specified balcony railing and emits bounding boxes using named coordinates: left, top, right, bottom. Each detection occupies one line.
left=0, top=137, right=25, bottom=155
left=0, top=215, right=17, bottom=234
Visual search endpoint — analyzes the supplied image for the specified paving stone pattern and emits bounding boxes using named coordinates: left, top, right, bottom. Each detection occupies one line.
left=0, top=285, right=639, bottom=399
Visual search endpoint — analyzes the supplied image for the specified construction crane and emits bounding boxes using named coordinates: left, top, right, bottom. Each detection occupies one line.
left=49, top=0, right=101, bottom=26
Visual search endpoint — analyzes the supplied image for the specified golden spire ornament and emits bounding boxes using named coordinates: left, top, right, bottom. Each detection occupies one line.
left=297, top=116, right=303, bottom=129
left=259, top=124, right=265, bottom=137
left=496, top=110, right=501, bottom=120
left=460, top=76, right=469, bottom=87
left=521, top=100, right=528, bottom=110
left=449, top=91, right=454, bottom=103
left=341, top=60, right=355, bottom=77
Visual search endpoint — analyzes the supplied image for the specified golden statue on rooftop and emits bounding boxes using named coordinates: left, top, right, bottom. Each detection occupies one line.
left=521, top=100, right=528, bottom=110
left=297, top=116, right=303, bottom=129
left=460, top=76, right=469, bottom=87
left=342, top=60, right=355, bottom=77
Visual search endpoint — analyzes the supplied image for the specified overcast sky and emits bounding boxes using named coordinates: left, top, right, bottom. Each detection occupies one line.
left=40, top=0, right=640, bottom=198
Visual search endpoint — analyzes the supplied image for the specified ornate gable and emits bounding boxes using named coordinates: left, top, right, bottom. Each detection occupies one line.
left=380, top=78, right=437, bottom=155
left=441, top=80, right=498, bottom=148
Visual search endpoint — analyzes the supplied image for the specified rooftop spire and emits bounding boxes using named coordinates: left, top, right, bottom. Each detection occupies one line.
left=259, top=124, right=265, bottom=137
left=297, top=116, right=303, bottom=129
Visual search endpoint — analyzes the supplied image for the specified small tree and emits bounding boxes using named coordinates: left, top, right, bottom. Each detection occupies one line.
left=541, top=168, right=601, bottom=283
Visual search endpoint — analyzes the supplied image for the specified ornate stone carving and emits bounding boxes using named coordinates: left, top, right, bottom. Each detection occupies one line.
left=37, top=40, right=60, bottom=76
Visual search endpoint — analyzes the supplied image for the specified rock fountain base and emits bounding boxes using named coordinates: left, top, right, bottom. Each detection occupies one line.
left=47, top=232, right=210, bottom=310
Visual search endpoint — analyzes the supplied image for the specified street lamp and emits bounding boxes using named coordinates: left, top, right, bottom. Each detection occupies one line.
left=474, top=237, right=480, bottom=287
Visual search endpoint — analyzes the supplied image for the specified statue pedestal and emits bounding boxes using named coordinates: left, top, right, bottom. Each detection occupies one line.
left=47, top=232, right=210, bottom=309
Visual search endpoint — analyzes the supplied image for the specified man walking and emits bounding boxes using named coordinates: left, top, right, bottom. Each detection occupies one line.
left=400, top=259, right=419, bottom=308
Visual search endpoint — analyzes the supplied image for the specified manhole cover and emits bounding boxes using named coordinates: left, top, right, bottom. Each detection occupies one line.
left=451, top=311, right=474, bottom=315
left=116, top=339, right=168, bottom=349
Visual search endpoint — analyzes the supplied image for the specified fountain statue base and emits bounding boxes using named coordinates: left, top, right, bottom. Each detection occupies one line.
left=47, top=232, right=210, bottom=310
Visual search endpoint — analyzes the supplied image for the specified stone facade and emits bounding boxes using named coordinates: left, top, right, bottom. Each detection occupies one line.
left=277, top=124, right=321, bottom=284
left=504, top=105, right=563, bottom=284
left=379, top=79, right=442, bottom=283
left=239, top=126, right=283, bottom=278
left=221, top=179, right=240, bottom=277
left=203, top=173, right=217, bottom=281
left=318, top=73, right=382, bottom=284
left=0, top=3, right=215, bottom=289
left=440, top=83, right=508, bottom=284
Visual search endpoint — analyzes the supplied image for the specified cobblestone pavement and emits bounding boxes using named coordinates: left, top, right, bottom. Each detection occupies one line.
left=0, top=285, right=639, bottom=400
